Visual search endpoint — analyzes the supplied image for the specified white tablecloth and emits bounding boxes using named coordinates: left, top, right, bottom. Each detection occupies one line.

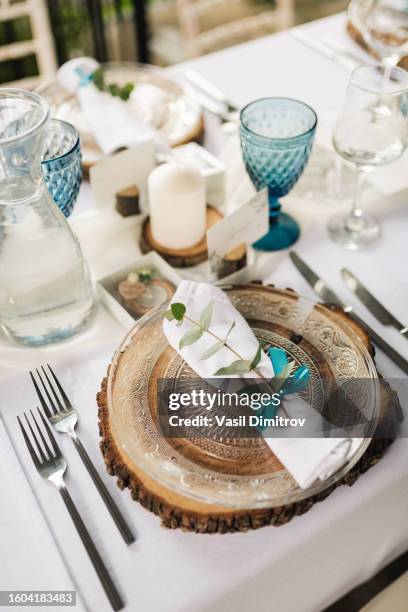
left=1, top=12, right=408, bottom=612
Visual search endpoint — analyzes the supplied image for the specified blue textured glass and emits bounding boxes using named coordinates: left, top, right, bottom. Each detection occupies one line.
left=240, top=98, right=317, bottom=250
left=41, top=119, right=82, bottom=217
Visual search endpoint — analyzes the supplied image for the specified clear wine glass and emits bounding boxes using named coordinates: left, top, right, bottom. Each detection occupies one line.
left=350, top=0, right=408, bottom=67
left=330, top=64, right=408, bottom=250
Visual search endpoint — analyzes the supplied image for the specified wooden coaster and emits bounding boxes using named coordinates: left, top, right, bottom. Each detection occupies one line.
left=97, top=285, right=398, bottom=533
left=214, top=243, right=247, bottom=279
left=139, top=205, right=246, bottom=270
left=115, top=185, right=140, bottom=217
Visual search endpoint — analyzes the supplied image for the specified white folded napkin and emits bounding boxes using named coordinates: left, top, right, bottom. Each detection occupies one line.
left=163, top=281, right=363, bottom=489
left=163, top=280, right=274, bottom=379
left=57, top=57, right=170, bottom=155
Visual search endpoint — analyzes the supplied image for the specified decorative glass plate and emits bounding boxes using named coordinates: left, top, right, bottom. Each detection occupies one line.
left=36, top=62, right=203, bottom=168
left=107, top=285, right=379, bottom=509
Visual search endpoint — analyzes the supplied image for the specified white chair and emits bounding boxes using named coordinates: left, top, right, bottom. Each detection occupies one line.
left=177, top=0, right=295, bottom=58
left=0, top=0, right=57, bottom=88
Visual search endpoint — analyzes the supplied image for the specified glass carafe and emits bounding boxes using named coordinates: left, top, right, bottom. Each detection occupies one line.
left=0, top=89, right=95, bottom=346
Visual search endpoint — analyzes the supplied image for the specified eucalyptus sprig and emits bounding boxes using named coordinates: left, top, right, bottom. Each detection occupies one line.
left=92, top=68, right=134, bottom=101
left=164, top=301, right=267, bottom=377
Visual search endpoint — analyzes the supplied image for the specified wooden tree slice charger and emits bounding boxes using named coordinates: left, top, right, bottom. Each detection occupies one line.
left=139, top=205, right=247, bottom=271
left=97, top=285, right=398, bottom=533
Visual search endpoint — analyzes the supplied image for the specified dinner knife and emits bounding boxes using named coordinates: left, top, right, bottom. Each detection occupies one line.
left=341, top=268, right=408, bottom=338
left=289, top=252, right=408, bottom=375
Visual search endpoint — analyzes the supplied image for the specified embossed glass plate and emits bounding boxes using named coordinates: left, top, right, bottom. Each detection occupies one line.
left=107, top=286, right=379, bottom=509
left=36, top=62, right=202, bottom=167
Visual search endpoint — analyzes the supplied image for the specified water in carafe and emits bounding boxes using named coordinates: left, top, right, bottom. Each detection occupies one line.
left=0, top=89, right=94, bottom=346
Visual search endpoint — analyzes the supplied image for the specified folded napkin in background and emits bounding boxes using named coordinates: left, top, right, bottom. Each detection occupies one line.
left=163, top=281, right=363, bottom=489
left=57, top=57, right=170, bottom=155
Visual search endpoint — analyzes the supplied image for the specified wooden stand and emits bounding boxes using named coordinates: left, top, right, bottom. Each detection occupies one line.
left=97, top=286, right=399, bottom=533
left=139, top=205, right=246, bottom=271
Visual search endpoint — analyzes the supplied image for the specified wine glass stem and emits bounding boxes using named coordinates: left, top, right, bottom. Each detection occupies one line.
left=268, top=193, right=281, bottom=218
left=347, top=167, right=367, bottom=232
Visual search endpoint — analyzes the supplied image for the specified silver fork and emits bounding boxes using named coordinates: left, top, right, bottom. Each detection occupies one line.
left=18, top=408, right=124, bottom=611
left=30, top=365, right=135, bottom=545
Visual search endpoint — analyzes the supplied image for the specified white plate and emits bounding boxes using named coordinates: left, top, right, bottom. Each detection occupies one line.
left=36, top=62, right=203, bottom=168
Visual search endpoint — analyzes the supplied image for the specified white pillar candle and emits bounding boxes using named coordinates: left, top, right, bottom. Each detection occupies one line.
left=148, top=163, right=206, bottom=250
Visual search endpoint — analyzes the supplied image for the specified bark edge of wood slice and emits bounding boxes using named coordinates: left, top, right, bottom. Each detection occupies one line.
left=97, top=288, right=397, bottom=533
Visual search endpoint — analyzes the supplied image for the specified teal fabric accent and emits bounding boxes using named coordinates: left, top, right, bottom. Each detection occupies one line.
left=267, top=347, right=288, bottom=375
left=255, top=350, right=310, bottom=431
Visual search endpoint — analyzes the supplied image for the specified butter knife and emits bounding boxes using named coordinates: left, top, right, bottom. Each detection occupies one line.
left=341, top=268, right=408, bottom=338
left=289, top=252, right=408, bottom=375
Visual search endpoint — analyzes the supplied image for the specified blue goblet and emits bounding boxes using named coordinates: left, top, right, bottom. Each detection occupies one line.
left=41, top=119, right=82, bottom=217
left=240, top=98, right=317, bottom=250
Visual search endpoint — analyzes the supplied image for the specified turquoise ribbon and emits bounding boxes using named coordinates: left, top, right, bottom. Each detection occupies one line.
left=255, top=347, right=310, bottom=430
left=75, top=66, right=94, bottom=87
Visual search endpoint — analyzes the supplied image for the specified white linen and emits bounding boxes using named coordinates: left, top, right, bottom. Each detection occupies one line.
left=0, top=417, right=86, bottom=610
left=0, top=348, right=407, bottom=612
left=163, top=281, right=362, bottom=489
left=1, top=12, right=408, bottom=612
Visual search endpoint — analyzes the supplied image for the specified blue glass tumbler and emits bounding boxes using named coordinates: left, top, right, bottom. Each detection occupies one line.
left=41, top=119, right=82, bottom=217
left=240, top=98, right=317, bottom=250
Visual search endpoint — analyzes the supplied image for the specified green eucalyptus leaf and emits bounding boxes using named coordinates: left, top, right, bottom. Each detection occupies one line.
left=200, top=340, right=224, bottom=360
left=250, top=341, right=264, bottom=370
left=272, top=361, right=296, bottom=392
left=213, top=359, right=250, bottom=376
left=163, top=310, right=174, bottom=321
left=171, top=302, right=186, bottom=321
left=179, top=327, right=203, bottom=350
left=200, top=300, right=214, bottom=330
left=268, top=378, right=282, bottom=393
left=224, top=320, right=236, bottom=342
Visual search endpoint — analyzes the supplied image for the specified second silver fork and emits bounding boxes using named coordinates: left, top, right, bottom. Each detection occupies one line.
left=18, top=409, right=123, bottom=611
left=30, top=365, right=135, bottom=545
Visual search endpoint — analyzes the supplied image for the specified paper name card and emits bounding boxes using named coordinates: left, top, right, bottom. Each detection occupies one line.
left=90, top=141, right=155, bottom=212
left=207, top=189, right=268, bottom=273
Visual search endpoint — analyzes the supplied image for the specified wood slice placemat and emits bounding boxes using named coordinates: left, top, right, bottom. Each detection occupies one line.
left=97, top=287, right=398, bottom=534
left=139, top=205, right=246, bottom=271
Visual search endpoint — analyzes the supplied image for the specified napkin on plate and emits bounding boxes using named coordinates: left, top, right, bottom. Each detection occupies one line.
left=57, top=57, right=170, bottom=155
left=163, top=281, right=362, bottom=489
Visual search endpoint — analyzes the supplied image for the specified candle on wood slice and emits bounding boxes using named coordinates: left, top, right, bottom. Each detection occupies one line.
left=148, top=163, right=206, bottom=250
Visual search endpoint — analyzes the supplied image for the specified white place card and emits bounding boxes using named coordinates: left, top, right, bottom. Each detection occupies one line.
left=89, top=141, right=155, bottom=212
left=207, top=189, right=269, bottom=274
